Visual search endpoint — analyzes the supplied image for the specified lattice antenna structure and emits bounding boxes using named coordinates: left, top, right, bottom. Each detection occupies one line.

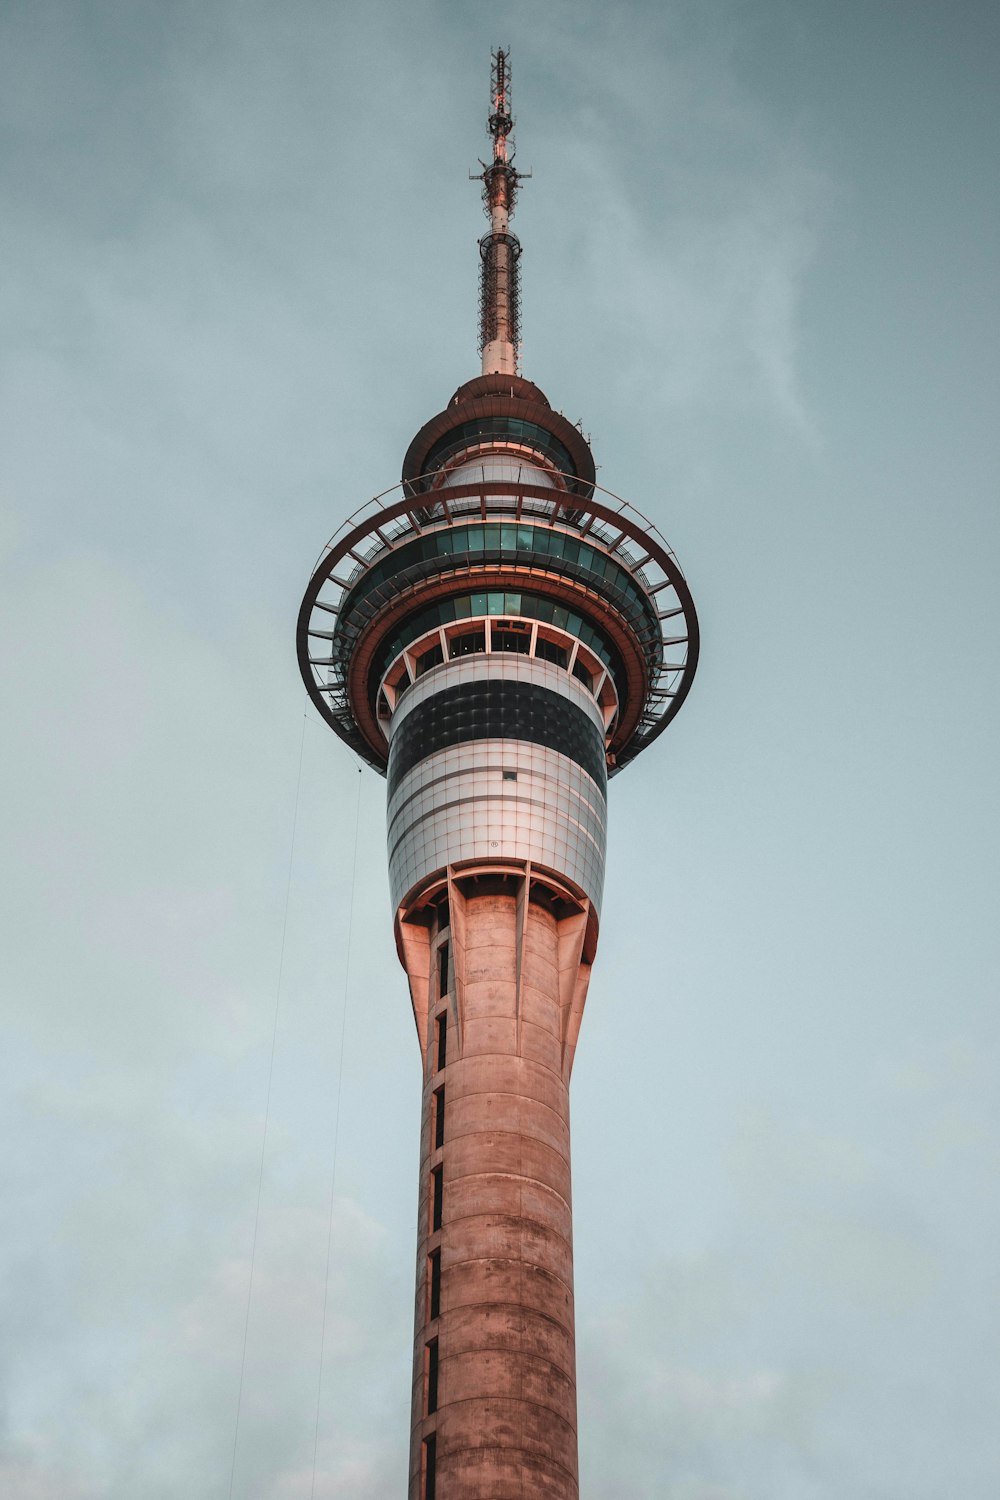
left=474, top=47, right=528, bottom=375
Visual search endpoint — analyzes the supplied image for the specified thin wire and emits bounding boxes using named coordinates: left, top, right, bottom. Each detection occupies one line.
left=310, top=763, right=364, bottom=1498
left=228, top=711, right=308, bottom=1500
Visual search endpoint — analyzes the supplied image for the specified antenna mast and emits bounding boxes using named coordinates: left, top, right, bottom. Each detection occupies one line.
left=475, top=48, right=527, bottom=376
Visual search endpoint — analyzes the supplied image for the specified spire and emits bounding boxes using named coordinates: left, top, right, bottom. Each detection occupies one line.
left=475, top=48, right=527, bottom=377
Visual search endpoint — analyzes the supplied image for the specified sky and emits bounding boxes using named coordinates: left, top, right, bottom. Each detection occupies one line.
left=1, top=1, right=998, bottom=1497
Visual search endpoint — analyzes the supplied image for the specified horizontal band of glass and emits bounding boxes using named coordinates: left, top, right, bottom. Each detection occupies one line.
left=387, top=678, right=607, bottom=801
left=370, top=590, right=625, bottom=704
left=418, top=418, right=576, bottom=488
left=339, top=521, right=660, bottom=650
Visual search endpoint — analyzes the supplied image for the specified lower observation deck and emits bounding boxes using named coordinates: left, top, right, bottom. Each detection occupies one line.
left=297, top=474, right=699, bottom=776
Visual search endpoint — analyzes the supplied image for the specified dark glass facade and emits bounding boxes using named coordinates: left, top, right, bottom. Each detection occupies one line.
left=387, top=679, right=608, bottom=800
left=338, top=521, right=660, bottom=659
left=372, top=588, right=625, bottom=697
left=418, top=417, right=577, bottom=486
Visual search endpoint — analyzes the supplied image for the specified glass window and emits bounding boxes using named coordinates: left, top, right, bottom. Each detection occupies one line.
left=339, top=520, right=658, bottom=652
left=419, top=417, right=578, bottom=486
left=370, top=588, right=627, bottom=703
left=535, top=637, right=568, bottom=668
left=416, top=643, right=444, bottom=677
left=493, top=629, right=530, bottom=654
left=449, top=631, right=486, bottom=658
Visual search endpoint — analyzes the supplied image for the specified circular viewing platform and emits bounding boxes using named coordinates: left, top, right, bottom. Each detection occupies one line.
left=297, top=474, right=699, bottom=775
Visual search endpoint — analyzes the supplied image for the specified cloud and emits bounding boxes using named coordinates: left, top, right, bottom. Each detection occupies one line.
left=486, top=0, right=833, bottom=448
left=578, top=1260, right=828, bottom=1500
left=1, top=5, right=996, bottom=1499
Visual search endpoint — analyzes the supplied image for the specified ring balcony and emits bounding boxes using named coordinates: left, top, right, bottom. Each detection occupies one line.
left=298, top=463, right=699, bottom=778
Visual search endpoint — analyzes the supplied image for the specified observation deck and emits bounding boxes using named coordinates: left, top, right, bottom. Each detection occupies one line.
left=297, top=384, right=698, bottom=774
left=297, top=374, right=699, bottom=928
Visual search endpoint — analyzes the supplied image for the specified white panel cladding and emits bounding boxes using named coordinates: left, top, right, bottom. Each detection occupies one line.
left=441, top=456, right=556, bottom=489
left=389, top=649, right=601, bottom=730
left=387, top=654, right=608, bottom=913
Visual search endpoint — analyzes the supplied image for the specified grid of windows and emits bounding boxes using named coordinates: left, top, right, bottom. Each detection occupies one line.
left=418, top=417, right=577, bottom=486
left=336, top=520, right=661, bottom=665
left=371, top=588, right=625, bottom=701
left=493, top=627, right=530, bottom=654
left=414, top=642, right=444, bottom=678
left=387, top=679, right=608, bottom=800
left=535, top=636, right=569, bottom=669
left=449, top=629, right=486, bottom=658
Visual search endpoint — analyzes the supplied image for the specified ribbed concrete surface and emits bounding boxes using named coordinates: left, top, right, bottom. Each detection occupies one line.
left=408, top=890, right=580, bottom=1499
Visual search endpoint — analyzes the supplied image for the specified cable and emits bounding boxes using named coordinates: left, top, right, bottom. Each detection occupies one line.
left=228, top=711, right=308, bottom=1500
left=310, top=762, right=364, bottom=1498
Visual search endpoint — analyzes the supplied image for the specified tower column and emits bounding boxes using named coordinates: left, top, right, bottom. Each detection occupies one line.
left=404, top=874, right=592, bottom=1499
left=297, top=50, right=699, bottom=1493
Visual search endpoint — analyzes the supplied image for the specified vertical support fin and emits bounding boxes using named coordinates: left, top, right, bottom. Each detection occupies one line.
left=556, top=903, right=592, bottom=1080
left=397, top=913, right=431, bottom=1049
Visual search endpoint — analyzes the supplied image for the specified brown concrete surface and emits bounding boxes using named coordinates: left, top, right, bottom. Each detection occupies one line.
left=405, top=885, right=586, bottom=1500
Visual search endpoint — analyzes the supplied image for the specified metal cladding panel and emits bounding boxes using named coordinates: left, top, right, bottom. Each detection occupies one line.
left=387, top=680, right=607, bottom=800
left=387, top=656, right=608, bottom=912
left=400, top=378, right=597, bottom=494
left=442, top=456, right=557, bottom=489
left=390, top=650, right=604, bottom=729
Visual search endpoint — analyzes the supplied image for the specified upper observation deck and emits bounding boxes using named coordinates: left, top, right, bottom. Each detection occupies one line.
left=297, top=386, right=699, bottom=777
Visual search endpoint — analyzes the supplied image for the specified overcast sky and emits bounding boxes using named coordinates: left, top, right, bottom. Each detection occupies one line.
left=2, top=2, right=998, bottom=1497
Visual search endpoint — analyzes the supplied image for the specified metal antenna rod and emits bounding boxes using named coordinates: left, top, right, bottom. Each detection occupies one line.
left=475, top=48, right=527, bottom=376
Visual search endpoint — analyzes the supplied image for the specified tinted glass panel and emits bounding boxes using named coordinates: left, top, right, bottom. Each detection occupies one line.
left=370, top=589, right=625, bottom=701
left=449, top=631, right=486, bottom=658
left=388, top=679, right=607, bottom=799
left=415, top=643, right=443, bottom=677
left=535, top=637, right=569, bottom=668
left=420, top=417, right=577, bottom=484
left=338, top=523, right=658, bottom=651
left=493, top=629, right=530, bottom=654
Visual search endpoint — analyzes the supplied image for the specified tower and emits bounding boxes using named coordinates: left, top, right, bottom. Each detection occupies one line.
left=297, top=50, right=698, bottom=1499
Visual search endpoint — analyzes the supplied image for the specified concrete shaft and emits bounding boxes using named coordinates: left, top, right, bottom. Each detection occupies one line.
left=404, top=880, right=591, bottom=1499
